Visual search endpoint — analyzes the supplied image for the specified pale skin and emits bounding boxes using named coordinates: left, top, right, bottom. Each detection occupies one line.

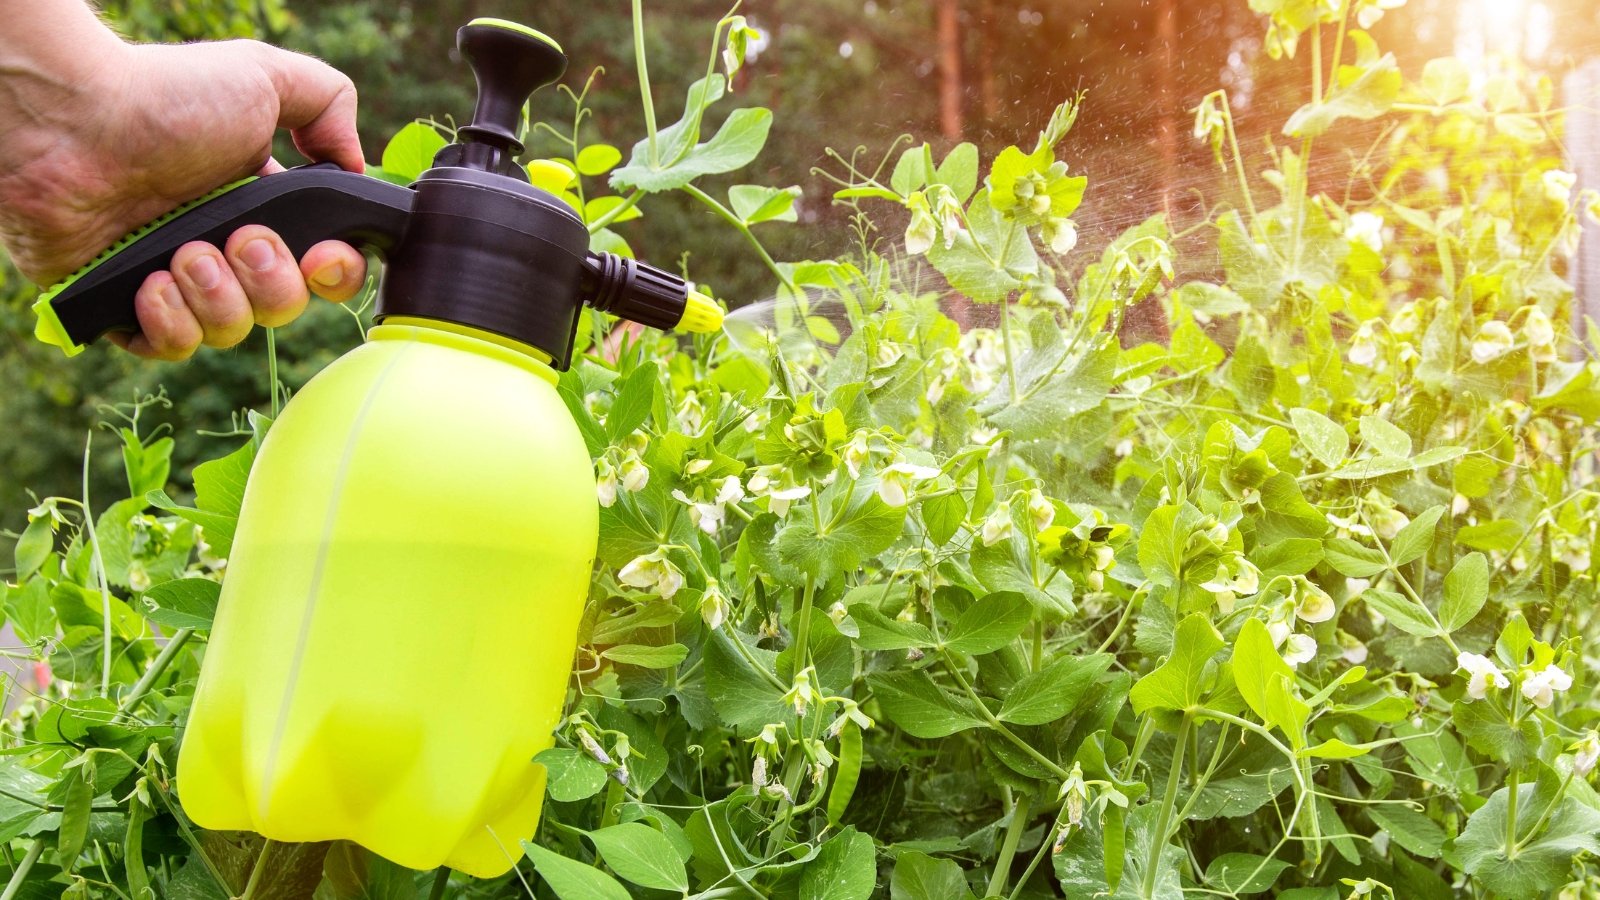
left=0, top=1, right=369, bottom=360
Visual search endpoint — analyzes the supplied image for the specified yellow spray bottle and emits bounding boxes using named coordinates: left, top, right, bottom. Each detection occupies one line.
left=30, top=19, right=721, bottom=877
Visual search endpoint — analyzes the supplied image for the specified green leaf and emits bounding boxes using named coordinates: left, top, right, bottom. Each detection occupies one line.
left=1358, top=415, right=1413, bottom=458
left=1283, top=53, right=1401, bottom=138
left=585, top=823, right=689, bottom=892
left=1450, top=698, right=1539, bottom=767
left=612, top=106, right=774, bottom=192
left=1288, top=408, right=1347, bottom=468
left=944, top=591, right=1031, bottom=655
left=934, top=143, right=979, bottom=202
left=534, top=748, right=608, bottom=803
left=1324, top=539, right=1387, bottom=577
left=1136, top=503, right=1205, bottom=588
left=380, top=121, right=447, bottom=183
left=890, top=144, right=931, bottom=196
left=193, top=440, right=256, bottom=518
left=146, top=489, right=237, bottom=557
left=998, top=653, right=1113, bottom=725
left=13, top=516, right=51, bottom=580
left=1130, top=614, right=1223, bottom=719
left=140, top=577, right=219, bottom=631
left=1298, top=738, right=1377, bottom=759
left=584, top=195, right=643, bottom=226
left=729, top=184, right=801, bottom=224
left=1231, top=619, right=1308, bottom=738
left=601, top=643, right=688, bottom=669
left=1204, top=853, right=1289, bottom=895
left=1439, top=552, right=1488, bottom=632
left=1253, top=538, right=1324, bottom=578
left=1390, top=505, right=1444, bottom=566
left=1330, top=446, right=1466, bottom=480
left=576, top=144, right=623, bottom=176
left=866, top=670, right=986, bottom=739
left=889, top=851, right=973, bottom=900
left=800, top=828, right=876, bottom=900
left=1368, top=805, right=1446, bottom=857
left=607, top=365, right=659, bottom=441
left=848, top=605, right=935, bottom=650
left=778, top=494, right=906, bottom=585
left=5, top=577, right=55, bottom=645
left=1420, top=57, right=1471, bottom=106
left=1453, top=786, right=1600, bottom=900
left=703, top=629, right=786, bottom=730
left=920, top=492, right=966, bottom=546
left=1362, top=589, right=1439, bottom=637
left=523, top=842, right=630, bottom=900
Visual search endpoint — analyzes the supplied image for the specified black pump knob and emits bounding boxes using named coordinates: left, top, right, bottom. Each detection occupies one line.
left=456, top=18, right=567, bottom=156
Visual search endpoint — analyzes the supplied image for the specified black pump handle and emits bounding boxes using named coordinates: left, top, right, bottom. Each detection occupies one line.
left=40, top=163, right=414, bottom=350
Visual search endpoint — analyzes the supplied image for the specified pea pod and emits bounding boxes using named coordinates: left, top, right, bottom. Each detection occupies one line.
left=827, top=720, right=863, bottom=827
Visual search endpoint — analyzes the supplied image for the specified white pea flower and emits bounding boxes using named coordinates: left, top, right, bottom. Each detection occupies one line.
left=1267, top=618, right=1294, bottom=648
left=595, top=457, right=619, bottom=507
left=1027, top=490, right=1055, bottom=532
left=1356, top=0, right=1404, bottom=30
left=716, top=475, right=746, bottom=506
left=673, top=490, right=727, bottom=535
left=617, top=451, right=649, bottom=494
left=1523, top=306, right=1555, bottom=347
left=768, top=484, right=812, bottom=517
left=1043, top=217, right=1078, bottom=254
left=905, top=195, right=936, bottom=256
left=685, top=457, right=713, bottom=476
left=1338, top=632, right=1369, bottom=665
left=1058, top=763, right=1089, bottom=828
left=1451, top=493, right=1471, bottom=516
left=677, top=391, right=705, bottom=433
left=1295, top=579, right=1336, bottom=624
left=1573, top=731, right=1600, bottom=777
left=1370, top=506, right=1410, bottom=542
left=751, top=754, right=768, bottom=787
left=1345, top=212, right=1385, bottom=253
left=878, top=462, right=939, bottom=508
left=127, top=561, right=152, bottom=594
left=1347, top=323, right=1379, bottom=367
left=783, top=668, right=817, bottom=717
left=1201, top=556, right=1260, bottom=614
left=933, top=189, right=966, bottom=249
left=1521, top=663, right=1573, bottom=709
left=1114, top=438, right=1135, bottom=458
left=619, top=551, right=685, bottom=600
left=980, top=508, right=1013, bottom=547
left=1456, top=651, right=1510, bottom=700
left=874, top=340, right=906, bottom=370
left=844, top=432, right=870, bottom=480
left=1471, top=320, right=1516, bottom=364
left=1542, top=169, right=1576, bottom=206
left=1282, top=633, right=1318, bottom=668
left=1389, top=301, right=1420, bottom=335
left=700, top=581, right=729, bottom=630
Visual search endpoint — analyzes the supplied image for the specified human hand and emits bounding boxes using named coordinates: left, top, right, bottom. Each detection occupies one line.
left=0, top=29, right=369, bottom=360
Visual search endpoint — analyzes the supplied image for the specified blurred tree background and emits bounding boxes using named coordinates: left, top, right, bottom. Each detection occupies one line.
left=3, top=0, right=1597, bottom=531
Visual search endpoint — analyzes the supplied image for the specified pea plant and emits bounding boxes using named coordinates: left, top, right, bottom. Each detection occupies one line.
left=4, top=0, right=1600, bottom=898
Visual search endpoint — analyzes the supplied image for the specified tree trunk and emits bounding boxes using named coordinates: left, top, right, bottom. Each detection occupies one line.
left=1155, top=0, right=1179, bottom=217
left=936, top=0, right=963, bottom=141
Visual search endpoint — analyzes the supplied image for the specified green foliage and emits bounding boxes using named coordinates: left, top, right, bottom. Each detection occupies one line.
left=3, top=0, right=1600, bottom=898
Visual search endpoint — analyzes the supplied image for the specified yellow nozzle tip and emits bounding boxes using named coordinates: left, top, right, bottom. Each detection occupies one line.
left=678, top=292, right=724, bottom=334
left=32, top=296, right=83, bottom=357
left=466, top=18, right=563, bottom=53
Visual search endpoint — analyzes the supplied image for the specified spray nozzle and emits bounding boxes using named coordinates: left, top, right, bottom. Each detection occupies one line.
left=581, top=254, right=724, bottom=335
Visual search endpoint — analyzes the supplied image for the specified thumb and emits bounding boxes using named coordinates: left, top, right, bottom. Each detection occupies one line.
left=255, top=44, right=364, bottom=173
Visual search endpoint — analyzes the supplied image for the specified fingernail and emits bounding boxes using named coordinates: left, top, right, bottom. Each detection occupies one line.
left=160, top=283, right=184, bottom=310
left=187, top=255, right=222, bottom=290
left=311, top=262, right=345, bottom=288
left=239, top=239, right=276, bottom=272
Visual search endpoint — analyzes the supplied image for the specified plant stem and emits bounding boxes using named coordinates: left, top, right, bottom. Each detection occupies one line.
left=792, top=574, right=817, bottom=668
left=681, top=184, right=797, bottom=295
left=116, top=628, right=194, bottom=721
left=427, top=867, right=450, bottom=900
left=0, top=842, right=44, bottom=900
left=985, top=792, right=1032, bottom=898
left=266, top=328, right=280, bottom=420
left=1219, top=94, right=1259, bottom=227
left=586, top=189, right=645, bottom=233
left=1000, top=294, right=1020, bottom=404
left=1142, top=714, right=1190, bottom=900
left=239, top=840, right=273, bottom=900
left=940, top=653, right=1068, bottom=779
left=631, top=0, right=659, bottom=164
left=81, top=432, right=112, bottom=698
